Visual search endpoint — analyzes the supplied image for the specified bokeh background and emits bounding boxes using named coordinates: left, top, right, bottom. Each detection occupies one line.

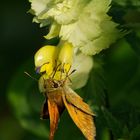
left=0, top=0, right=140, bottom=140
left=0, top=1, right=45, bottom=139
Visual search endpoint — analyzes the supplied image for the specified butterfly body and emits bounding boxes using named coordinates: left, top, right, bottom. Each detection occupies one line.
left=40, top=78, right=96, bottom=140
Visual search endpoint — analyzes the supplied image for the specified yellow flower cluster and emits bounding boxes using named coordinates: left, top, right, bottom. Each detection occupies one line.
left=34, top=42, right=73, bottom=81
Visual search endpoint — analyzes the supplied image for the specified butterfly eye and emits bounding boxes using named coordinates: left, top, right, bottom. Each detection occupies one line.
left=53, top=82, right=59, bottom=88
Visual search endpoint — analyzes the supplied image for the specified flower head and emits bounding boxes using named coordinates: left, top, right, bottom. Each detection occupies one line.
left=29, top=0, right=122, bottom=55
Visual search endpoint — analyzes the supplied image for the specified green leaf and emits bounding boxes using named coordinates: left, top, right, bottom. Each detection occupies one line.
left=122, top=125, right=130, bottom=139
left=84, top=57, right=106, bottom=107
left=113, top=0, right=140, bottom=8
left=126, top=32, right=140, bottom=59
left=130, top=125, right=140, bottom=140
left=101, top=107, right=123, bottom=138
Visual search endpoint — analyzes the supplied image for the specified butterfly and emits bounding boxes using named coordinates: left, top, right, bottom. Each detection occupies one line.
left=39, top=76, right=96, bottom=140
left=35, top=43, right=96, bottom=140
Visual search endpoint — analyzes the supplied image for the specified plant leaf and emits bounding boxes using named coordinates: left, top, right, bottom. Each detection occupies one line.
left=130, top=124, right=140, bottom=140
left=126, top=32, right=140, bottom=59
left=101, top=107, right=123, bottom=138
left=84, top=58, right=106, bottom=107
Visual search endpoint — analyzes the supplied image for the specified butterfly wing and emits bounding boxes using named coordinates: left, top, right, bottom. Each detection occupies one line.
left=62, top=88, right=96, bottom=140
left=47, top=88, right=65, bottom=140
left=40, top=98, right=49, bottom=119
left=64, top=86, right=95, bottom=116
left=48, top=99, right=60, bottom=140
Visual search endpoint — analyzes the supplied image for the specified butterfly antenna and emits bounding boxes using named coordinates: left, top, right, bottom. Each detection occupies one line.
left=24, top=71, right=38, bottom=82
left=63, top=68, right=76, bottom=84
left=51, top=63, right=61, bottom=78
left=68, top=69, right=76, bottom=76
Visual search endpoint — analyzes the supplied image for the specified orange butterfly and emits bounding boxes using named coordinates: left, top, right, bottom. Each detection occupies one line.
left=40, top=78, right=96, bottom=140
left=35, top=43, right=96, bottom=140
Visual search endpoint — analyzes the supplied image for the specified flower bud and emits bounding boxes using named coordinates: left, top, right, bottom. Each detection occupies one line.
left=34, top=45, right=58, bottom=75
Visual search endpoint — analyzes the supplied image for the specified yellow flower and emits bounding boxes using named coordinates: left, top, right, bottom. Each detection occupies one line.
left=35, top=42, right=93, bottom=89
left=58, top=42, right=73, bottom=73
left=35, top=42, right=74, bottom=80
left=34, top=45, right=58, bottom=76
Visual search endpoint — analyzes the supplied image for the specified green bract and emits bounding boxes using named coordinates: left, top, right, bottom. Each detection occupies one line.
left=29, top=0, right=121, bottom=55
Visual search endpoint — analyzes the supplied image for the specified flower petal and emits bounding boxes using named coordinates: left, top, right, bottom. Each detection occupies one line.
left=70, top=52, right=93, bottom=89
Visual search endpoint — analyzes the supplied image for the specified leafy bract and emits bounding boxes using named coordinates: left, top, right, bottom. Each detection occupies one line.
left=44, top=22, right=61, bottom=39
left=29, top=0, right=49, bottom=16
left=60, top=0, right=120, bottom=55
left=79, top=20, right=120, bottom=55
left=29, top=0, right=121, bottom=55
left=39, top=0, right=90, bottom=24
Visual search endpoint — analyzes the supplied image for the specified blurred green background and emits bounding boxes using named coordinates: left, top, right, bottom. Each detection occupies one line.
left=0, top=1, right=45, bottom=140
left=0, top=0, right=140, bottom=140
